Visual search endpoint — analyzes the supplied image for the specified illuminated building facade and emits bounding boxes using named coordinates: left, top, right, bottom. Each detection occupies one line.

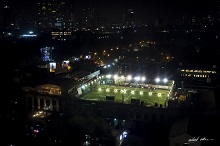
left=40, top=47, right=53, bottom=61
left=178, top=68, right=218, bottom=85
left=22, top=70, right=100, bottom=113
left=51, top=30, right=72, bottom=41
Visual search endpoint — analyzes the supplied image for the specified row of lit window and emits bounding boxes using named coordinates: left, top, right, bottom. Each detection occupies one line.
left=181, top=69, right=216, bottom=74
left=181, top=74, right=209, bottom=78
left=38, top=89, right=61, bottom=95
left=51, top=32, right=71, bottom=35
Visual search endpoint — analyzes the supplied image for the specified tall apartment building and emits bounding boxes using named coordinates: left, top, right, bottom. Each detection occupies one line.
left=37, top=0, right=71, bottom=31
left=209, top=2, right=220, bottom=26
left=81, top=8, right=95, bottom=28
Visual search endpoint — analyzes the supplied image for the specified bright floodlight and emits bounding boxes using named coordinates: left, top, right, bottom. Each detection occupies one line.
left=114, top=74, right=118, bottom=79
left=163, top=78, right=168, bottom=83
left=134, top=76, right=140, bottom=81
left=155, top=78, right=160, bottom=83
left=141, top=77, right=146, bottom=81
left=81, top=85, right=85, bottom=89
left=127, top=75, right=132, bottom=81
left=106, top=74, right=112, bottom=78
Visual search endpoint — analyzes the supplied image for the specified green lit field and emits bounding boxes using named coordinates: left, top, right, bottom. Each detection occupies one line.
left=82, top=84, right=173, bottom=107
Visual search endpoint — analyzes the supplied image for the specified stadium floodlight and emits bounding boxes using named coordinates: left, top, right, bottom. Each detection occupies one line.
left=134, top=76, right=140, bottom=81
left=163, top=78, right=168, bottom=83
left=141, top=77, right=146, bottom=81
left=127, top=75, right=132, bottom=81
left=155, top=77, right=160, bottom=83
left=114, top=74, right=118, bottom=79
left=81, top=85, right=85, bottom=89
left=106, top=74, right=112, bottom=78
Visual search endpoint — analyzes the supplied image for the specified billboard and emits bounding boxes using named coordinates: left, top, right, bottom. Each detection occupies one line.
left=49, top=62, right=56, bottom=72
left=40, top=47, right=53, bottom=61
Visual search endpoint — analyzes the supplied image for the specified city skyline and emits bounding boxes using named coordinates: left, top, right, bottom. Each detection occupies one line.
left=0, top=0, right=218, bottom=25
left=1, top=1, right=220, bottom=146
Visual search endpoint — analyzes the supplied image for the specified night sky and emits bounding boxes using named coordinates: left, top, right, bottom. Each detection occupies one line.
left=0, top=0, right=218, bottom=24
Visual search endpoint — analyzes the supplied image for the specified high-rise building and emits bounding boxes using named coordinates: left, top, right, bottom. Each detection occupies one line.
left=79, top=8, right=95, bottom=28
left=209, top=2, right=220, bottom=26
left=37, top=0, right=70, bottom=31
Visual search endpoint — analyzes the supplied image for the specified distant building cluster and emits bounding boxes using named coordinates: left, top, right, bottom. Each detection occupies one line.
left=1, top=1, right=220, bottom=33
